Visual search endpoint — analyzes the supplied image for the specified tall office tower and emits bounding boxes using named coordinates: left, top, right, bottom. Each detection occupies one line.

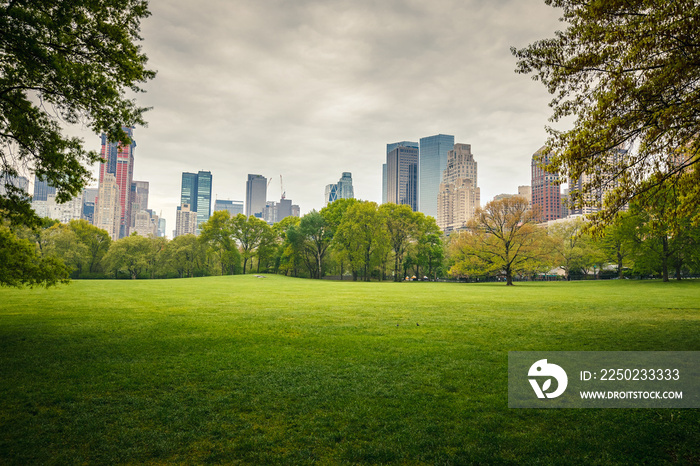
left=386, top=142, right=419, bottom=211
left=291, top=204, right=300, bottom=217
left=382, top=163, right=387, bottom=204
left=81, top=188, right=98, bottom=224
left=175, top=203, right=197, bottom=237
left=531, top=146, right=562, bottom=222
left=98, top=127, right=135, bottom=238
left=419, top=134, right=454, bottom=217
left=214, top=199, right=244, bottom=217
left=195, top=171, right=212, bottom=232
left=32, top=175, right=56, bottom=201
left=157, top=217, right=166, bottom=238
left=179, top=171, right=212, bottom=234
left=324, top=172, right=355, bottom=207
left=324, top=184, right=339, bottom=207
left=130, top=180, right=149, bottom=228
left=95, top=173, right=121, bottom=240
left=436, top=143, right=481, bottom=232
left=180, top=172, right=197, bottom=208
left=246, top=174, right=267, bottom=217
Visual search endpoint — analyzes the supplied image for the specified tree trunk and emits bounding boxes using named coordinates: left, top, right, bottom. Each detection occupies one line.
left=617, top=250, right=624, bottom=278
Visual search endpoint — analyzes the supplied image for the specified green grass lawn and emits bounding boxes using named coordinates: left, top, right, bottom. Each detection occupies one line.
left=1, top=276, right=699, bottom=464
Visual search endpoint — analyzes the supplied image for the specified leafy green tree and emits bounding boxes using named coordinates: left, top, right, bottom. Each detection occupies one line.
left=298, top=210, right=333, bottom=279
left=627, top=186, right=700, bottom=281
left=0, top=223, right=69, bottom=287
left=231, top=214, right=271, bottom=273
left=321, top=198, right=360, bottom=279
left=161, top=234, right=207, bottom=278
left=0, top=0, right=155, bottom=227
left=600, top=212, right=637, bottom=278
left=334, top=201, right=389, bottom=281
left=414, top=214, right=444, bottom=280
left=273, top=216, right=302, bottom=276
left=41, top=223, right=88, bottom=277
left=102, top=233, right=151, bottom=279
left=512, top=1, right=700, bottom=226
left=199, top=211, right=240, bottom=275
left=379, top=203, right=419, bottom=281
left=68, top=219, right=111, bottom=275
left=547, top=217, right=598, bottom=280
left=449, top=197, right=547, bottom=285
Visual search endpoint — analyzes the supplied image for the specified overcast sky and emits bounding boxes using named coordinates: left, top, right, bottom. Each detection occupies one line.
left=80, top=0, right=564, bottom=234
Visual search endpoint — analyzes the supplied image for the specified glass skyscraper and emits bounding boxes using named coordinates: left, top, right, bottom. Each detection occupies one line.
left=246, top=174, right=267, bottom=217
left=386, top=143, right=419, bottom=211
left=419, top=134, right=454, bottom=218
left=179, top=171, right=212, bottom=234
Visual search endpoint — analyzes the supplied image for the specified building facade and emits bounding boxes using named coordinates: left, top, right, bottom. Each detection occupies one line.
left=175, top=203, right=198, bottom=237
left=179, top=171, right=212, bottom=234
left=386, top=143, right=419, bottom=211
left=324, top=172, right=354, bottom=207
left=97, top=128, right=135, bottom=238
left=214, top=199, right=244, bottom=217
left=32, top=175, right=56, bottom=201
left=94, top=173, right=121, bottom=241
left=419, top=134, right=454, bottom=217
left=245, top=174, right=267, bottom=218
left=531, top=147, right=562, bottom=222
left=436, top=143, right=480, bottom=232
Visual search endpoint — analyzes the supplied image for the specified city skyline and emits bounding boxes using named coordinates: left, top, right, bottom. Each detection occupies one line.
left=52, top=0, right=563, bottom=233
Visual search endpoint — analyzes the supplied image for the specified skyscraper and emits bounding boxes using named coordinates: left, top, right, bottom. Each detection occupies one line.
left=179, top=171, right=212, bottom=234
left=531, top=146, right=562, bottom=222
left=195, top=171, right=212, bottom=231
left=419, top=134, right=454, bottom=217
left=382, top=163, right=387, bottom=204
left=324, top=172, right=354, bottom=207
left=32, top=175, right=56, bottom=201
left=246, top=174, right=267, bottom=217
left=97, top=127, right=135, bottom=238
left=437, top=143, right=480, bottom=232
left=130, top=180, right=149, bottom=228
left=95, top=173, right=121, bottom=240
left=386, top=142, right=419, bottom=211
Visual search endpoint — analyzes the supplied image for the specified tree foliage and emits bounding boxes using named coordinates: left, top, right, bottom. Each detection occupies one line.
left=0, top=223, right=69, bottom=287
left=450, top=197, right=547, bottom=285
left=0, top=0, right=155, bottom=226
left=512, top=0, right=700, bottom=226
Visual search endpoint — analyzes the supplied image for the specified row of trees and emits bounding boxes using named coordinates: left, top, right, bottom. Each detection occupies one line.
left=448, top=188, right=700, bottom=285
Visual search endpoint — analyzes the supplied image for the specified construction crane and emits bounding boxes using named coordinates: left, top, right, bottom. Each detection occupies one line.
left=280, top=175, right=285, bottom=200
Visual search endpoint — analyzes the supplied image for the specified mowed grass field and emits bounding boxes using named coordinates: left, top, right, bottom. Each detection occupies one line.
left=0, top=276, right=699, bottom=464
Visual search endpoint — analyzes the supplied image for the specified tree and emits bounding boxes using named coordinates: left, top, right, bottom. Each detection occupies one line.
left=41, top=223, right=88, bottom=277
left=600, top=212, right=637, bottom=278
left=231, top=214, right=270, bottom=274
left=449, top=197, right=547, bottom=285
left=0, top=0, right=155, bottom=226
left=379, top=203, right=419, bottom=281
left=547, top=217, right=599, bottom=280
left=161, top=234, right=207, bottom=278
left=414, top=214, right=444, bottom=280
left=321, top=198, right=360, bottom=280
left=69, top=219, right=111, bottom=275
left=334, top=201, right=389, bottom=281
left=102, top=233, right=150, bottom=279
left=0, top=223, right=69, bottom=287
left=199, top=211, right=240, bottom=275
left=298, top=210, right=332, bottom=279
left=512, top=1, right=700, bottom=227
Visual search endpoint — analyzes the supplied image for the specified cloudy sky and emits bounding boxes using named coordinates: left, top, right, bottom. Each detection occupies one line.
left=82, top=0, right=564, bottom=233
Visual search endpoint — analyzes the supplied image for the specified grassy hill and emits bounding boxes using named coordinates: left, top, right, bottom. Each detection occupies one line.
left=1, top=276, right=698, bottom=464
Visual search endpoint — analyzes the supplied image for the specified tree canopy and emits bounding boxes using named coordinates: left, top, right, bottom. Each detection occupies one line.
left=0, top=0, right=155, bottom=225
left=512, top=0, right=700, bottom=226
